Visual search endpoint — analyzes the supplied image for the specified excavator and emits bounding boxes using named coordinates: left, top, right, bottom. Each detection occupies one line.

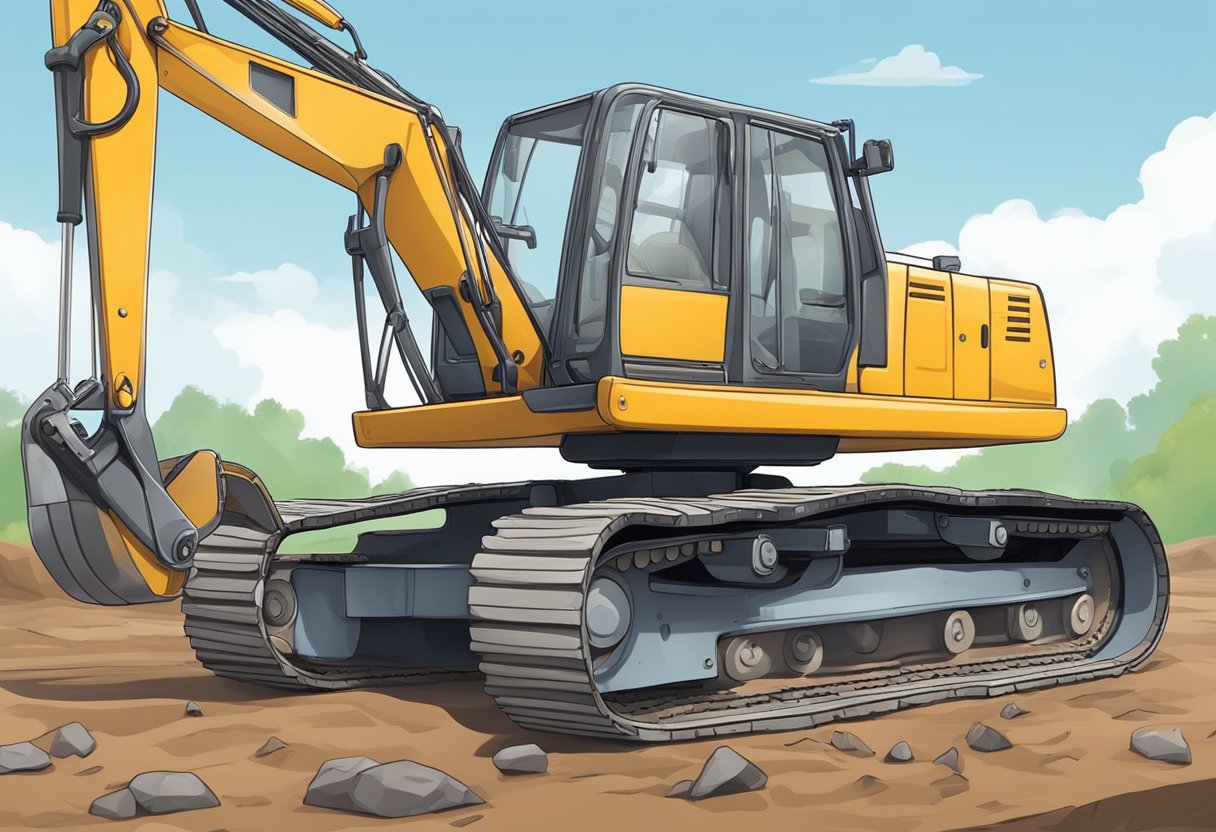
left=21, top=0, right=1168, bottom=741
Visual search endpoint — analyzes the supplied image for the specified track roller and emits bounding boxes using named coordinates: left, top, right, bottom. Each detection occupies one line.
left=942, top=610, right=976, bottom=655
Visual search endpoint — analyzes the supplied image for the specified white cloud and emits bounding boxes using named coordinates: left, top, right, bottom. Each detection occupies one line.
left=811, top=45, right=982, bottom=87
left=214, top=263, right=319, bottom=307
left=889, top=111, right=1216, bottom=421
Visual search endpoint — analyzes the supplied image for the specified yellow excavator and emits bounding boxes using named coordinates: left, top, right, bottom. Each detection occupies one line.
left=23, top=0, right=1167, bottom=741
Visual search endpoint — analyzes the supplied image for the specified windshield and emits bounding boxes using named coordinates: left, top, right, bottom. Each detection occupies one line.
left=487, top=99, right=592, bottom=335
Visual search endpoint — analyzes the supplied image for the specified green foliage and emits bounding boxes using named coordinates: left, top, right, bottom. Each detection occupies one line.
left=0, top=389, right=28, bottom=543
left=1125, top=315, right=1216, bottom=456
left=862, top=397, right=1132, bottom=497
left=862, top=314, right=1216, bottom=543
left=0, top=386, right=413, bottom=541
left=153, top=387, right=410, bottom=499
left=1118, top=394, right=1216, bottom=544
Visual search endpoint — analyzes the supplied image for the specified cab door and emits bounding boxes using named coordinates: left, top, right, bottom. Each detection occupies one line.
left=617, top=108, right=730, bottom=380
left=952, top=273, right=991, bottom=400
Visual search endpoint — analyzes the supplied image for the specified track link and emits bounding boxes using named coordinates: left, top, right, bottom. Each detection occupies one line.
left=471, top=485, right=1169, bottom=741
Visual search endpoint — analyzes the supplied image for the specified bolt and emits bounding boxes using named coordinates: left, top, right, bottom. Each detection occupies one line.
left=118, top=307, right=128, bottom=318
left=1039, top=359, right=1047, bottom=369
left=703, top=658, right=714, bottom=669
left=617, top=395, right=627, bottom=410
left=1023, top=578, right=1031, bottom=588
left=994, top=524, right=1008, bottom=546
left=1078, top=567, right=1090, bottom=578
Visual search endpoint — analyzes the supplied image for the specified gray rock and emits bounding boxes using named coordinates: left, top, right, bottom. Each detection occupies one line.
left=966, top=722, right=1013, bottom=752
left=687, top=746, right=767, bottom=800
left=933, top=746, right=963, bottom=774
left=50, top=722, right=96, bottom=758
left=349, top=760, right=483, bottom=818
left=184, top=701, right=203, bottom=717
left=665, top=779, right=693, bottom=798
left=0, top=741, right=52, bottom=773
left=1000, top=703, right=1028, bottom=720
left=255, top=736, right=288, bottom=758
left=128, top=771, right=220, bottom=814
left=491, top=743, right=547, bottom=774
left=89, top=788, right=138, bottom=820
left=884, top=741, right=913, bottom=763
left=1130, top=727, right=1191, bottom=765
left=830, top=730, right=875, bottom=757
left=304, top=756, right=381, bottom=812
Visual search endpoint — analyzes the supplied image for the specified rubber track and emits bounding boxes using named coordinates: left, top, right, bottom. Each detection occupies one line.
left=182, top=482, right=533, bottom=690
left=470, top=485, right=1170, bottom=741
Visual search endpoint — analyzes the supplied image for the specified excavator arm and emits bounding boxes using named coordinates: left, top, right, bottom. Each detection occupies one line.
left=23, top=0, right=543, bottom=602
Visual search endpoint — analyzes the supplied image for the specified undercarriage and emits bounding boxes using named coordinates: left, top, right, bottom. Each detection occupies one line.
left=181, top=473, right=1168, bottom=741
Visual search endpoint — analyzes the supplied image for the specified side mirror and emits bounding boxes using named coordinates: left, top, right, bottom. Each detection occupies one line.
left=852, top=139, right=894, bottom=176
left=491, top=217, right=537, bottom=250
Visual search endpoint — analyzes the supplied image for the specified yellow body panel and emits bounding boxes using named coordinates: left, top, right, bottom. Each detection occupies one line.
left=353, top=375, right=1065, bottom=450
left=990, top=280, right=1055, bottom=404
left=353, top=395, right=608, bottom=448
left=858, top=262, right=907, bottom=396
left=952, top=273, right=991, bottom=401
left=599, top=378, right=1064, bottom=442
left=903, top=266, right=954, bottom=399
left=619, top=286, right=727, bottom=363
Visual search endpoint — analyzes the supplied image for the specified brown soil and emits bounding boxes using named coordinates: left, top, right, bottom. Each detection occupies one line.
left=1, top=538, right=1214, bottom=832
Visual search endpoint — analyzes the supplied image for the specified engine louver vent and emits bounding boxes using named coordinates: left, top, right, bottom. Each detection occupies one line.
left=908, top=280, right=947, bottom=302
left=1006, top=295, right=1032, bottom=342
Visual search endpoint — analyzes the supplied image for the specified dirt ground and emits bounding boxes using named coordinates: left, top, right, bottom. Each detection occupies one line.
left=1, top=537, right=1214, bottom=832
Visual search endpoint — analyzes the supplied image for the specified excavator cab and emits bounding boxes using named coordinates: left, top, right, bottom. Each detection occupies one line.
left=477, top=86, right=890, bottom=394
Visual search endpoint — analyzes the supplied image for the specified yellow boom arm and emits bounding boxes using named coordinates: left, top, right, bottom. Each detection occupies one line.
left=24, top=0, right=541, bottom=601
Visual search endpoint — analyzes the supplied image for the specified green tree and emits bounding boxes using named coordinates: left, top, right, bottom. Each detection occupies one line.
left=861, top=397, right=1133, bottom=498
left=152, top=386, right=410, bottom=498
left=0, top=389, right=28, bottom=542
left=1117, top=393, right=1216, bottom=544
left=0, top=386, right=414, bottom=541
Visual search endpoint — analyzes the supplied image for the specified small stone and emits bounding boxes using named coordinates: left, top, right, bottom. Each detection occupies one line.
left=0, top=741, right=52, bottom=773
left=350, top=760, right=484, bottom=818
left=304, top=756, right=381, bottom=812
left=884, top=741, right=913, bottom=763
left=966, top=722, right=1013, bottom=752
left=687, top=746, right=767, bottom=800
left=854, top=774, right=886, bottom=794
left=830, top=730, right=875, bottom=757
left=933, top=746, right=963, bottom=774
left=665, top=779, right=693, bottom=798
left=491, top=743, right=547, bottom=774
left=89, top=788, right=138, bottom=820
left=50, top=722, right=97, bottom=758
left=128, top=771, right=220, bottom=814
left=255, top=737, right=288, bottom=758
left=184, top=702, right=203, bottom=717
left=1000, top=703, right=1028, bottom=720
left=1130, top=727, right=1191, bottom=765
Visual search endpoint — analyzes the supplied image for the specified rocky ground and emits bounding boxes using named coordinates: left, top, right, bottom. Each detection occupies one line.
left=0, top=536, right=1214, bottom=831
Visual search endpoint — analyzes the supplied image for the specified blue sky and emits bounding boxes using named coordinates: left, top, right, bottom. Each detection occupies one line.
left=2, top=0, right=1215, bottom=487
left=3, top=0, right=1213, bottom=277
